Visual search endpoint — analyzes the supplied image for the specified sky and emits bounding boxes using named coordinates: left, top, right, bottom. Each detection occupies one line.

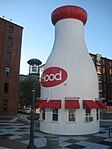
left=0, top=0, right=112, bottom=75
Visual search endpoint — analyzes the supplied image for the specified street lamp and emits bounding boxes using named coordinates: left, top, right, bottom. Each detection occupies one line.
left=27, top=58, right=42, bottom=149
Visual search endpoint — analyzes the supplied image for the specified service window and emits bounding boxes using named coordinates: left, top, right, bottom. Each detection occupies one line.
left=68, top=109, right=75, bottom=121
left=85, top=109, right=93, bottom=122
left=52, top=109, right=58, bottom=121
left=86, top=109, right=91, bottom=116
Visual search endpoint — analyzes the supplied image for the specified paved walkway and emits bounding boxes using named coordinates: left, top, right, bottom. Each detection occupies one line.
left=0, top=137, right=27, bottom=149
left=0, top=116, right=112, bottom=149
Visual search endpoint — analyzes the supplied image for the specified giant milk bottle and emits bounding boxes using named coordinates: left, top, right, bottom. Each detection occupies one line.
left=40, top=5, right=99, bottom=135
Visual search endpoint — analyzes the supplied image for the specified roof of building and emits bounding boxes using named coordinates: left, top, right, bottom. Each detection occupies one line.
left=0, top=17, right=23, bottom=29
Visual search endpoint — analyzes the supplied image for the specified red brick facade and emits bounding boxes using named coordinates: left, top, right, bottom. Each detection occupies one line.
left=90, top=53, right=112, bottom=106
left=0, top=18, right=23, bottom=115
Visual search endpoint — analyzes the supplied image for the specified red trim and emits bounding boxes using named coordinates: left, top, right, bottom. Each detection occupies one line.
left=95, top=101, right=107, bottom=109
left=83, top=100, right=99, bottom=109
left=65, top=100, right=80, bottom=109
left=35, top=100, right=47, bottom=109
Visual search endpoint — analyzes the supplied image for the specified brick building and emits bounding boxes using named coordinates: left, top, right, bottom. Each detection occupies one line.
left=90, top=54, right=112, bottom=106
left=0, top=17, right=23, bottom=115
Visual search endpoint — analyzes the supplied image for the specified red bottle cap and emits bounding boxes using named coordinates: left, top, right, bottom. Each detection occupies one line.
left=51, top=5, right=87, bottom=25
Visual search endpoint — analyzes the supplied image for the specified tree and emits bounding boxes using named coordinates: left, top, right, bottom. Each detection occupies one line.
left=19, top=76, right=40, bottom=108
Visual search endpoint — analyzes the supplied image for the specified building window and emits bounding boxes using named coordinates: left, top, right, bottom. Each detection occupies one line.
left=0, top=22, right=3, bottom=29
left=3, top=99, right=8, bottom=112
left=6, top=52, right=11, bottom=62
left=9, top=26, right=14, bottom=33
left=102, top=75, right=106, bottom=82
left=98, top=75, right=102, bottom=83
left=109, top=69, right=112, bottom=75
left=68, top=109, right=75, bottom=121
left=110, top=77, right=112, bottom=83
left=85, top=109, right=93, bottom=122
left=96, top=109, right=99, bottom=120
left=7, top=37, right=13, bottom=48
left=99, top=84, right=102, bottom=92
left=102, top=93, right=106, bottom=99
left=102, top=67, right=105, bottom=74
left=99, top=92, right=102, bottom=99
left=103, top=84, right=106, bottom=91
left=102, top=59, right=105, bottom=65
left=52, top=109, right=58, bottom=121
left=96, top=54, right=101, bottom=65
left=109, top=61, right=112, bottom=67
left=97, top=66, right=101, bottom=74
left=5, top=67, right=11, bottom=77
left=86, top=109, right=91, bottom=117
left=4, top=82, right=9, bottom=93
left=110, top=85, right=112, bottom=92
left=41, top=108, right=45, bottom=120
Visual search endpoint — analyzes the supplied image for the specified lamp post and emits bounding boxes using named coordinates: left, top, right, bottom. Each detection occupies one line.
left=27, top=58, right=42, bottom=149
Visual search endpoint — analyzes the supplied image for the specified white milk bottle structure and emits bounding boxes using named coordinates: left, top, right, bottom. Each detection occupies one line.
left=37, top=5, right=106, bottom=135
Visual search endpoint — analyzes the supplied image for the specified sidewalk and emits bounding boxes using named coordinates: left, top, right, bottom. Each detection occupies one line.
left=0, top=116, right=112, bottom=149
left=0, top=137, right=27, bottom=149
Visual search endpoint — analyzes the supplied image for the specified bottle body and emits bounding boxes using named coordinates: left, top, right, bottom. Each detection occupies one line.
left=41, top=19, right=99, bottom=100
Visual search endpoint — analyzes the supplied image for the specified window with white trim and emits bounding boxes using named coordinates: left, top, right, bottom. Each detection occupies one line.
left=52, top=109, right=58, bottom=121
left=85, top=109, right=93, bottom=122
left=68, top=109, right=75, bottom=121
